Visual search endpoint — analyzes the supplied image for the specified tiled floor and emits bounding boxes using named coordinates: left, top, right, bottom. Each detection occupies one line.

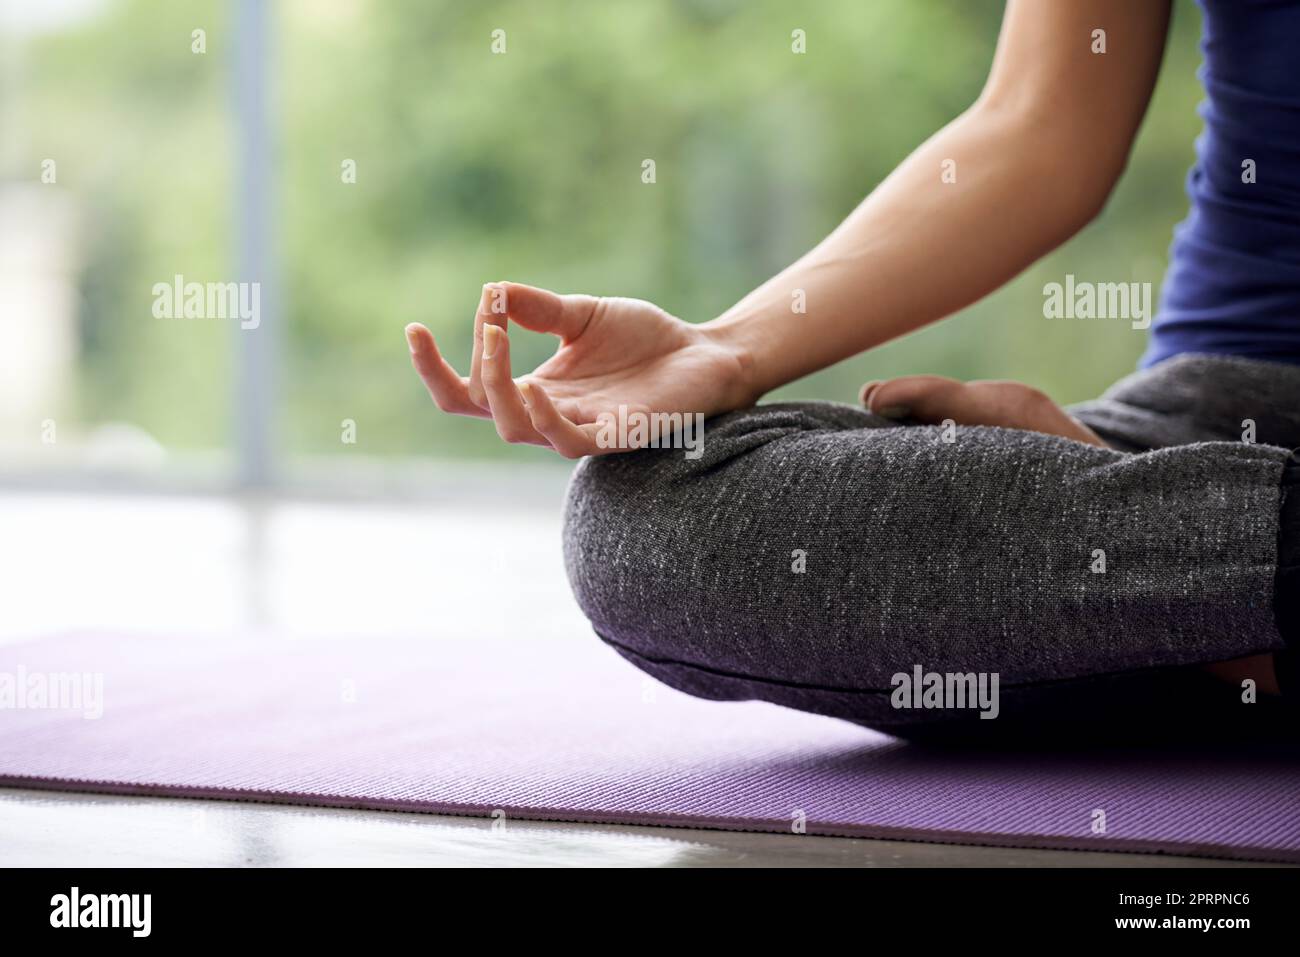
left=0, top=488, right=1278, bottom=867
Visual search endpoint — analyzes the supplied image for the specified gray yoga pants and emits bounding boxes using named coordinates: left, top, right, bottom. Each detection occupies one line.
left=562, top=354, right=1300, bottom=740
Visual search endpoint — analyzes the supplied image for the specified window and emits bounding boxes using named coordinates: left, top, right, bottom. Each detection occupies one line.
left=2, top=0, right=1203, bottom=493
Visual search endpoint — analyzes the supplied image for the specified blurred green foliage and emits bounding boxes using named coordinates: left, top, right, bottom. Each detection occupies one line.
left=11, top=0, right=1206, bottom=462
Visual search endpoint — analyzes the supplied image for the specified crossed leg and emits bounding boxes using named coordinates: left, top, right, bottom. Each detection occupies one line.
left=562, top=358, right=1298, bottom=737
left=859, top=374, right=1281, bottom=695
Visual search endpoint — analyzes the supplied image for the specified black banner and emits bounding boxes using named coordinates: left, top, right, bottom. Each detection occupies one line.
left=0, top=865, right=1291, bottom=942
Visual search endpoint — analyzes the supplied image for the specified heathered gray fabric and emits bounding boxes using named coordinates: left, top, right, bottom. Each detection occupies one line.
left=1070, top=353, right=1300, bottom=452
left=562, top=354, right=1300, bottom=737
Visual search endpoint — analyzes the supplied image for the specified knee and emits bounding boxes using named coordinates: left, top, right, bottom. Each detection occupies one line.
left=557, top=404, right=966, bottom=732
left=560, top=444, right=696, bottom=654
left=559, top=400, right=880, bottom=671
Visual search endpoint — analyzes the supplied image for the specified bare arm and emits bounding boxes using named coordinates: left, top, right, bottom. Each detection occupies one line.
left=409, top=0, right=1173, bottom=457
left=707, top=0, right=1173, bottom=401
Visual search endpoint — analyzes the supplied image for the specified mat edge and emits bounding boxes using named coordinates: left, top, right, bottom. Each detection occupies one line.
left=2, top=775, right=1295, bottom=866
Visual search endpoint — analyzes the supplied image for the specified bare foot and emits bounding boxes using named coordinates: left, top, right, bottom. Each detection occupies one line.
left=860, top=375, right=1107, bottom=447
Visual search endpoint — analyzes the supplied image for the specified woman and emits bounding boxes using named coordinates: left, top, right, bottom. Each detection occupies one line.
left=405, top=0, right=1298, bottom=737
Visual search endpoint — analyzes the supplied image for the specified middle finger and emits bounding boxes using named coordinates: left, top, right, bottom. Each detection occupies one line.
left=481, top=324, right=552, bottom=447
left=469, top=282, right=509, bottom=409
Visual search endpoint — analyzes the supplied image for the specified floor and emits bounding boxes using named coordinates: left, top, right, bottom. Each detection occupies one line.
left=0, top=488, right=1279, bottom=868
left=2, top=787, right=1265, bottom=868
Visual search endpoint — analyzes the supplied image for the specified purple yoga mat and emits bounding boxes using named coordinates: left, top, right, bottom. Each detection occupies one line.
left=1, top=631, right=1298, bottom=862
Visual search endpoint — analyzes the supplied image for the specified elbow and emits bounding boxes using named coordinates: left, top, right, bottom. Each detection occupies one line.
left=1053, top=175, right=1118, bottom=241
left=1058, top=149, right=1127, bottom=231
left=965, top=96, right=1131, bottom=241
left=1017, top=124, right=1129, bottom=246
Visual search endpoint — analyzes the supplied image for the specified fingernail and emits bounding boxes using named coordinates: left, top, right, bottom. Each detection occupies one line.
left=482, top=282, right=505, bottom=316
left=483, top=323, right=500, bottom=360
left=877, top=404, right=911, bottom=420
left=859, top=380, right=881, bottom=405
left=518, top=382, right=533, bottom=405
left=404, top=324, right=421, bottom=353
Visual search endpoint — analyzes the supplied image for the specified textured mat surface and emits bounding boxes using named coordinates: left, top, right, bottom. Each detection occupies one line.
left=1, top=632, right=1298, bottom=862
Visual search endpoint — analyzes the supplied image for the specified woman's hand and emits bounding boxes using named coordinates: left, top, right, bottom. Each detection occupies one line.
left=406, top=282, right=753, bottom=457
left=859, top=375, right=1107, bottom=447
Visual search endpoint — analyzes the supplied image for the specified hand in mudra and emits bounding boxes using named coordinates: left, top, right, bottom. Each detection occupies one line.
left=406, top=283, right=750, bottom=457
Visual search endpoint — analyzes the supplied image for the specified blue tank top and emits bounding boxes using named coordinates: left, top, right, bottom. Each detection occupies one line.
left=1141, top=0, right=1300, bottom=368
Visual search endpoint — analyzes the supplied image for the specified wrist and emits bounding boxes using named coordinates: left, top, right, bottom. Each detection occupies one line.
left=700, top=316, right=763, bottom=411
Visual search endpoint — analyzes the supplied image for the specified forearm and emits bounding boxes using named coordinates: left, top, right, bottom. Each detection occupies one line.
left=703, top=102, right=1106, bottom=401
left=701, top=0, right=1171, bottom=403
